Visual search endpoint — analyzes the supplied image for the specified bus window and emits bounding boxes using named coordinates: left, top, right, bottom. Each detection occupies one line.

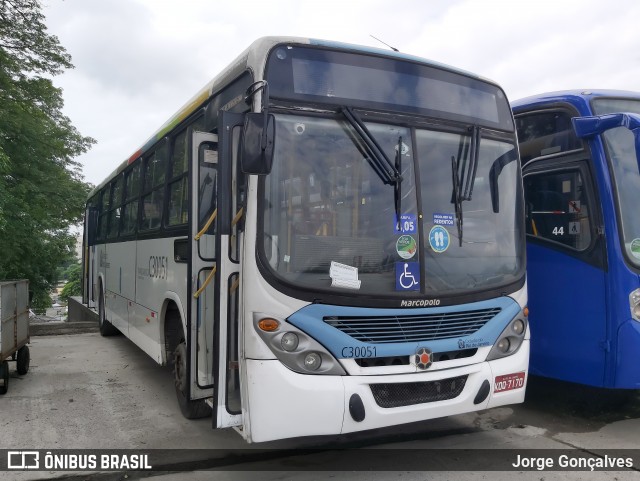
left=524, top=168, right=592, bottom=250
left=140, top=147, right=167, bottom=231
left=121, top=164, right=141, bottom=236
left=167, top=130, right=189, bottom=226
left=107, top=175, right=124, bottom=239
left=516, top=111, right=582, bottom=165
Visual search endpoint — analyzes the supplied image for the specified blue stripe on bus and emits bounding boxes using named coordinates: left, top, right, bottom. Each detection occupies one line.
left=287, top=296, right=521, bottom=359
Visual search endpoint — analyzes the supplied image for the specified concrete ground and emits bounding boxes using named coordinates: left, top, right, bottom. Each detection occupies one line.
left=1, top=332, right=639, bottom=480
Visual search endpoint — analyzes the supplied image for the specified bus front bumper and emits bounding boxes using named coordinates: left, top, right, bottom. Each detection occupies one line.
left=244, top=340, right=529, bottom=443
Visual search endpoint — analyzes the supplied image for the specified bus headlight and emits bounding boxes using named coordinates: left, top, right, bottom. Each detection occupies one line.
left=630, top=289, right=640, bottom=321
left=304, top=352, right=322, bottom=370
left=253, top=314, right=346, bottom=375
left=487, top=312, right=528, bottom=361
left=281, top=332, right=299, bottom=352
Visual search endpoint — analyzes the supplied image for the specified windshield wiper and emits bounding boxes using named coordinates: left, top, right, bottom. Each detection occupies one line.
left=340, top=107, right=404, bottom=228
left=451, top=126, right=480, bottom=246
left=394, top=136, right=403, bottom=231
left=340, top=107, right=402, bottom=185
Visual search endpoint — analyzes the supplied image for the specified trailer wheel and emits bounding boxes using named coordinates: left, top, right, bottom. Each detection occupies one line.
left=16, top=346, right=30, bottom=375
left=0, top=360, right=9, bottom=395
left=173, top=341, right=211, bottom=419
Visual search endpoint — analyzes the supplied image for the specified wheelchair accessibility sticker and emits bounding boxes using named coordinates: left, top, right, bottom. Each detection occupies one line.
left=396, top=262, right=420, bottom=291
left=429, top=225, right=450, bottom=253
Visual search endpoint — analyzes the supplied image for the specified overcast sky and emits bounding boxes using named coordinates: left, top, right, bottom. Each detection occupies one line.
left=43, top=0, right=640, bottom=186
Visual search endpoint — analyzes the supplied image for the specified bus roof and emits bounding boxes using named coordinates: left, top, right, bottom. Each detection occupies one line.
left=89, top=36, right=503, bottom=198
left=511, top=89, right=640, bottom=114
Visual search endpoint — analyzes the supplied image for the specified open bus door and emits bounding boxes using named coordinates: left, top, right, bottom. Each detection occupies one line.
left=191, top=123, right=243, bottom=429
left=83, top=206, right=98, bottom=308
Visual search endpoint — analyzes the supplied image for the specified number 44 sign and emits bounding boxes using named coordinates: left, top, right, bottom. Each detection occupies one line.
left=394, top=214, right=417, bottom=234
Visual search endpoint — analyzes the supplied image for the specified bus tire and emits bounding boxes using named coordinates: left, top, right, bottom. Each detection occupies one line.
left=0, top=360, right=9, bottom=395
left=98, top=289, right=118, bottom=337
left=16, top=346, right=30, bottom=375
left=173, top=341, right=211, bottom=419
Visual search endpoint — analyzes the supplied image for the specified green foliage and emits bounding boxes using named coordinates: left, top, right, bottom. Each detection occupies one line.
left=59, top=262, right=82, bottom=302
left=0, top=0, right=95, bottom=310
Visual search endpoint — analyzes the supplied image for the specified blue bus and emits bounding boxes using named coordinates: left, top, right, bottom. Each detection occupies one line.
left=512, top=90, right=640, bottom=388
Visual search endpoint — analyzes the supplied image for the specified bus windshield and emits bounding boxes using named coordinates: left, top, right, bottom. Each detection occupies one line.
left=592, top=98, right=640, bottom=267
left=260, top=113, right=524, bottom=300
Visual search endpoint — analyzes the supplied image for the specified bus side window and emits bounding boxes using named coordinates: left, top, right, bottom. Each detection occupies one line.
left=167, top=129, right=189, bottom=227
left=524, top=169, right=592, bottom=250
left=140, top=147, right=167, bottom=231
left=121, top=163, right=141, bottom=236
left=516, top=111, right=582, bottom=166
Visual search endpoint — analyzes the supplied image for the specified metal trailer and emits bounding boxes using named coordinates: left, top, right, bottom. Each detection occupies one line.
left=0, top=280, right=31, bottom=394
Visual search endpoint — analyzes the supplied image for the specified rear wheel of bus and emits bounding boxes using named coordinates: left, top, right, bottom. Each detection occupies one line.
left=98, top=287, right=118, bottom=337
left=173, top=341, right=211, bottom=419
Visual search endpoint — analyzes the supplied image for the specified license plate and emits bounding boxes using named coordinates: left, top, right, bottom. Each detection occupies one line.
left=494, top=372, right=526, bottom=393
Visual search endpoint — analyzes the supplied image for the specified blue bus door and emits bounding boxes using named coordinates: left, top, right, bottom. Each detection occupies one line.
left=523, top=158, right=609, bottom=386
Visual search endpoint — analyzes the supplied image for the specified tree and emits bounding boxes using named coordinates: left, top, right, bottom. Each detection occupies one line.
left=0, top=0, right=94, bottom=311
left=59, top=262, right=82, bottom=302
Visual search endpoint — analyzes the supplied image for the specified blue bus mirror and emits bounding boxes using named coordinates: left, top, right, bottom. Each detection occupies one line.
left=572, top=113, right=640, bottom=174
left=240, top=112, right=275, bottom=175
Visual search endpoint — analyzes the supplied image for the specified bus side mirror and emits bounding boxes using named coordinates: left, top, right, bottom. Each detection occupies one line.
left=240, top=112, right=275, bottom=175
left=573, top=113, right=640, bottom=175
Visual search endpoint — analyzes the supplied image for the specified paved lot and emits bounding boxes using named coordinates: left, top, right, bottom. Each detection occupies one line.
left=1, top=333, right=639, bottom=480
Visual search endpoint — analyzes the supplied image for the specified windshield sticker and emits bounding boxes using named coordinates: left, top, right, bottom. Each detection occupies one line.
left=394, top=213, right=417, bottom=234
left=396, top=262, right=420, bottom=291
left=429, top=226, right=450, bottom=253
left=330, top=261, right=361, bottom=290
left=433, top=213, right=454, bottom=226
left=396, top=235, right=417, bottom=259
left=631, top=238, right=640, bottom=260
left=395, top=141, right=410, bottom=155
left=568, top=200, right=581, bottom=213
left=568, top=222, right=580, bottom=235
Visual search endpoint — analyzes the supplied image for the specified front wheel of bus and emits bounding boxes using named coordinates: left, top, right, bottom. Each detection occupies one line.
left=173, top=341, right=211, bottom=419
left=98, top=290, right=118, bottom=337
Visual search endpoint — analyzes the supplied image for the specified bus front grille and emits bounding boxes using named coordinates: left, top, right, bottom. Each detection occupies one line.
left=324, top=308, right=500, bottom=343
left=370, top=375, right=468, bottom=408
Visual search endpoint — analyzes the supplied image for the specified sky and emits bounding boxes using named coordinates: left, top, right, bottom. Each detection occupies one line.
left=42, top=0, right=640, bottom=187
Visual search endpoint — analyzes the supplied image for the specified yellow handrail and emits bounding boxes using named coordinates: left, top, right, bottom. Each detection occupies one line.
left=193, top=265, right=217, bottom=299
left=231, top=207, right=244, bottom=227
left=195, top=208, right=217, bottom=240
left=230, top=276, right=240, bottom=293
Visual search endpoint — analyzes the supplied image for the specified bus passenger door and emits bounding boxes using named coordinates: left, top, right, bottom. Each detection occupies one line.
left=190, top=131, right=219, bottom=402
left=83, top=206, right=98, bottom=308
left=523, top=159, right=608, bottom=386
left=211, top=111, right=246, bottom=430
left=190, top=124, right=243, bottom=429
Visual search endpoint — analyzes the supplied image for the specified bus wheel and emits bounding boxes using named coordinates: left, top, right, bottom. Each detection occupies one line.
left=173, top=341, right=211, bottom=419
left=0, top=360, right=9, bottom=395
left=16, top=346, right=30, bottom=375
left=98, top=290, right=118, bottom=337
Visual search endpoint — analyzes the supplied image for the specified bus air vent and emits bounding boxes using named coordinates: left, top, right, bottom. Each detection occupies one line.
left=370, top=375, right=468, bottom=408
left=324, top=308, right=500, bottom=343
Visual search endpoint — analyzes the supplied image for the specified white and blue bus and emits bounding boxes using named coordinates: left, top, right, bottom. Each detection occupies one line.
left=82, top=37, right=529, bottom=442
